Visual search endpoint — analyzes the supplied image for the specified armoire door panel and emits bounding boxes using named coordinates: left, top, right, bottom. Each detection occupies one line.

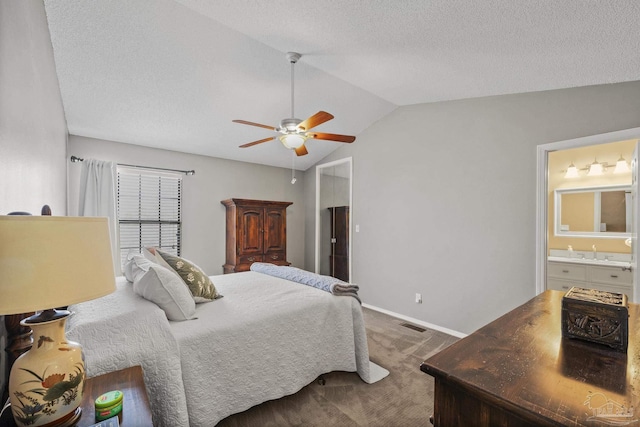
left=264, top=208, right=286, bottom=252
left=239, top=208, right=263, bottom=253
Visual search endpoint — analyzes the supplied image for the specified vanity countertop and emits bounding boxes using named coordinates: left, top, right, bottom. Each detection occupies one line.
left=547, top=256, right=631, bottom=268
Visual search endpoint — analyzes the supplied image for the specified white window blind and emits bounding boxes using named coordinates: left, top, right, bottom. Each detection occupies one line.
left=117, top=169, right=182, bottom=269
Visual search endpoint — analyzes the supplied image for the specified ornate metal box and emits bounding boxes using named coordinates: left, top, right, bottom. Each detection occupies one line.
left=561, top=287, right=629, bottom=352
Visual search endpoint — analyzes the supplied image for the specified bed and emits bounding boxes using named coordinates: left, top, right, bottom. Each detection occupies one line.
left=66, top=269, right=373, bottom=427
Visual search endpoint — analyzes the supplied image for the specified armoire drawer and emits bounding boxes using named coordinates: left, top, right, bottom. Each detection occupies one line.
left=547, top=262, right=587, bottom=281
left=239, top=254, right=264, bottom=263
left=264, top=251, right=286, bottom=262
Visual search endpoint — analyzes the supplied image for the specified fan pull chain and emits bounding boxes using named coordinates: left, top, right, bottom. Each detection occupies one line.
left=291, top=150, right=297, bottom=184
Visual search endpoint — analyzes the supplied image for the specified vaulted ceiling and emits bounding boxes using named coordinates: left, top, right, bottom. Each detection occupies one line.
left=43, top=0, right=640, bottom=170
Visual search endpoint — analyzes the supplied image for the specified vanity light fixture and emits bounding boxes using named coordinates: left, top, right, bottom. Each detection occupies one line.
left=564, top=162, right=579, bottom=178
left=587, top=159, right=604, bottom=176
left=614, top=155, right=631, bottom=174
left=564, top=156, right=631, bottom=178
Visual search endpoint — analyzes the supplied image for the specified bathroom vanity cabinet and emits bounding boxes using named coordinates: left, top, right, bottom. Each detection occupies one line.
left=547, top=260, right=633, bottom=300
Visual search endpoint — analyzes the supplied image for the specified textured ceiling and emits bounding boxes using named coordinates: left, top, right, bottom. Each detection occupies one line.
left=43, top=0, right=640, bottom=170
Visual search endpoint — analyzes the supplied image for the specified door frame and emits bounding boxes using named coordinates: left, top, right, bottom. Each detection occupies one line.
left=315, top=157, right=353, bottom=279
left=536, top=127, right=640, bottom=297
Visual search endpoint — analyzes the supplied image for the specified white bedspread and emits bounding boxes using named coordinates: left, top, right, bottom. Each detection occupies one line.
left=66, top=280, right=189, bottom=427
left=67, top=272, right=371, bottom=427
left=172, top=271, right=371, bottom=426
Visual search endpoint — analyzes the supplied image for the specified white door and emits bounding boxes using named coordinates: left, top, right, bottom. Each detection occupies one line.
left=632, top=142, right=640, bottom=302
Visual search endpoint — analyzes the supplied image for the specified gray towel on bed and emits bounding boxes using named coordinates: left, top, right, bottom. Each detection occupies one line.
left=250, top=263, right=361, bottom=303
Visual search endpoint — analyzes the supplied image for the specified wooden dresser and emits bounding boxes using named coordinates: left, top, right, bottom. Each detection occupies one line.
left=221, top=198, right=292, bottom=274
left=421, top=290, right=640, bottom=426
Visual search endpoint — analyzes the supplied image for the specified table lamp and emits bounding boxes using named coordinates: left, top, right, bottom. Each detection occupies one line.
left=0, top=216, right=116, bottom=427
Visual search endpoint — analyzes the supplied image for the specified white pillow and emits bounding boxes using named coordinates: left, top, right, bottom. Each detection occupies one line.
left=132, top=263, right=196, bottom=321
left=124, top=254, right=155, bottom=282
left=142, top=247, right=159, bottom=263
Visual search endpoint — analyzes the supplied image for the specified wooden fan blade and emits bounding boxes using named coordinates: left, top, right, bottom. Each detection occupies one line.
left=295, top=144, right=308, bottom=156
left=239, top=136, right=275, bottom=148
left=297, top=111, right=334, bottom=131
left=233, top=119, right=276, bottom=131
left=308, top=132, right=356, bottom=143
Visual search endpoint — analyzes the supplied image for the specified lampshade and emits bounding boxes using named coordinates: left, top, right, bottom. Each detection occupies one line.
left=0, top=216, right=116, bottom=314
left=0, top=216, right=115, bottom=427
left=587, top=160, right=603, bottom=176
left=614, top=156, right=631, bottom=174
left=565, top=162, right=579, bottom=178
left=279, top=133, right=306, bottom=149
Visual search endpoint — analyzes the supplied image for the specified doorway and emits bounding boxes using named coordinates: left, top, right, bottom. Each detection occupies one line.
left=536, top=127, right=640, bottom=300
left=315, top=158, right=352, bottom=281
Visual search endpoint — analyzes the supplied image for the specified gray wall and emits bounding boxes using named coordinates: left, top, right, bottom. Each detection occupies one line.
left=0, top=0, right=68, bottom=400
left=305, top=81, right=640, bottom=335
left=0, top=0, right=67, bottom=215
left=67, top=135, right=306, bottom=275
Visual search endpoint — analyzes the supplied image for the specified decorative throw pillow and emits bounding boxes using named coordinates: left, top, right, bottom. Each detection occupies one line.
left=152, top=249, right=222, bottom=303
left=132, top=263, right=196, bottom=321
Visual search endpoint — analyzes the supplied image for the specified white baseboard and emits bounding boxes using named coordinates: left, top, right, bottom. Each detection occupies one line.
left=362, top=303, right=467, bottom=339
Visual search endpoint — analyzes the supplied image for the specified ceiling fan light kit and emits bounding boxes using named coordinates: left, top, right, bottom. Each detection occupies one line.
left=280, top=133, right=307, bottom=149
left=233, top=52, right=355, bottom=156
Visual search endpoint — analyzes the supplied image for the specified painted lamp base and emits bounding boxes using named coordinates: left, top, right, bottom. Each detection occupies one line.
left=9, top=310, right=85, bottom=427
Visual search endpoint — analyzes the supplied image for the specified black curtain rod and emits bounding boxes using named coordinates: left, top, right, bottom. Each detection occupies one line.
left=70, top=156, right=195, bottom=175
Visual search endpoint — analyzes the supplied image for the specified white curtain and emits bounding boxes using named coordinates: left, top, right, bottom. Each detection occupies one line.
left=78, top=159, right=118, bottom=272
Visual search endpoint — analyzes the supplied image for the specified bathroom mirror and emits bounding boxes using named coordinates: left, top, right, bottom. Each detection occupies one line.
left=554, top=184, right=631, bottom=238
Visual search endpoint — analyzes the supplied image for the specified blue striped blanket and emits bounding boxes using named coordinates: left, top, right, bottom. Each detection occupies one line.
left=250, top=263, right=361, bottom=303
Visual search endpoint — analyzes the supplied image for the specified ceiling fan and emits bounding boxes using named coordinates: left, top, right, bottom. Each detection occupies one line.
left=233, top=52, right=356, bottom=156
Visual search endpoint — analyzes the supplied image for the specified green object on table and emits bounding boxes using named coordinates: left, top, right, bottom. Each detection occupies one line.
left=95, top=390, right=123, bottom=421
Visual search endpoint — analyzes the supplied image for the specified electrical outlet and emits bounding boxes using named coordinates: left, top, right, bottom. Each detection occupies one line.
left=415, top=293, right=422, bottom=304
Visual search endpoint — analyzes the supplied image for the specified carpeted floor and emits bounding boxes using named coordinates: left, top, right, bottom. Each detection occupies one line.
left=217, top=308, right=459, bottom=427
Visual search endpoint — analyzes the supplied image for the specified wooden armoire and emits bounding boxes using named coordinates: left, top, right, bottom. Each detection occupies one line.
left=328, top=206, right=349, bottom=282
left=221, top=198, right=292, bottom=274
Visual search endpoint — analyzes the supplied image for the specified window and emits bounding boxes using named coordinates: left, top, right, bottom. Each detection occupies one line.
left=117, top=168, right=182, bottom=269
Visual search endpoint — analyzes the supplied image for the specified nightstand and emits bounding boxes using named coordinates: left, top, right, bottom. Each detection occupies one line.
left=77, top=365, right=153, bottom=427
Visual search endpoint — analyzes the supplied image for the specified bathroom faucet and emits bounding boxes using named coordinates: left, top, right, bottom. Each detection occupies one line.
left=592, top=244, right=597, bottom=260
